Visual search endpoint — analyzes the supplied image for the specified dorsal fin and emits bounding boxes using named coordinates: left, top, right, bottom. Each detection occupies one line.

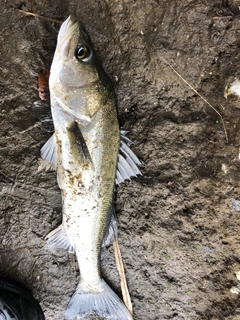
left=115, top=131, right=141, bottom=185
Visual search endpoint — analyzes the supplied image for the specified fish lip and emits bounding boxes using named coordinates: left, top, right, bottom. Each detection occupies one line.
left=58, top=14, right=79, bottom=44
left=56, top=15, right=80, bottom=60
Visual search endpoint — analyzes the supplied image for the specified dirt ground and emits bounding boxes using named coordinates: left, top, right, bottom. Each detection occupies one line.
left=1, top=0, right=240, bottom=319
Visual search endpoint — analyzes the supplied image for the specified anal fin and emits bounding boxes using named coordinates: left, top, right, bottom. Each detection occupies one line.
left=45, top=224, right=75, bottom=253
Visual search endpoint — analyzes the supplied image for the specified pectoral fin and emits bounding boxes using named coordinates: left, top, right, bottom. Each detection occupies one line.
left=39, top=122, right=92, bottom=172
left=68, top=122, right=92, bottom=164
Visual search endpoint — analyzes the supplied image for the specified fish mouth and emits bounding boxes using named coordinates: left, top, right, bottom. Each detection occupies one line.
left=58, top=15, right=79, bottom=44
left=56, top=15, right=79, bottom=60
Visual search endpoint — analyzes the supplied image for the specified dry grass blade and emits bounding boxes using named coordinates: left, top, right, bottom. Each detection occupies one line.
left=161, top=57, right=228, bottom=143
left=17, top=9, right=62, bottom=24
left=113, top=235, right=133, bottom=316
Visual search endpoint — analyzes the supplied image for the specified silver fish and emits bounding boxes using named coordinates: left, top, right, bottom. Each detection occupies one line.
left=40, top=15, right=141, bottom=320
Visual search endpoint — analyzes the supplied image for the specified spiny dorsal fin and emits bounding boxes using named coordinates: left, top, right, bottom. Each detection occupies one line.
left=115, top=131, right=141, bottom=185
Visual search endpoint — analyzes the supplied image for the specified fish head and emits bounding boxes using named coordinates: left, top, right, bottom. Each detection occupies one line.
left=50, top=15, right=109, bottom=121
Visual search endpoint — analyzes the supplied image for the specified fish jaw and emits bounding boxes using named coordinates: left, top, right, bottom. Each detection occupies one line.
left=57, top=15, right=79, bottom=54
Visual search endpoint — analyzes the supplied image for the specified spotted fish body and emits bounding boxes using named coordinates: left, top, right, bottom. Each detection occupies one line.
left=41, top=15, right=141, bottom=320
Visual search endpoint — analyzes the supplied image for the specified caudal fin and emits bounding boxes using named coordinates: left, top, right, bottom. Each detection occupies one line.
left=65, top=280, right=133, bottom=320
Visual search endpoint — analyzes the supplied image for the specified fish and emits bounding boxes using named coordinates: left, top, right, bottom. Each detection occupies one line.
left=40, top=15, right=141, bottom=320
left=0, top=278, right=45, bottom=320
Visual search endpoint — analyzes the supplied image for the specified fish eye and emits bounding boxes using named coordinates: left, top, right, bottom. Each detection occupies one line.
left=75, top=45, right=90, bottom=61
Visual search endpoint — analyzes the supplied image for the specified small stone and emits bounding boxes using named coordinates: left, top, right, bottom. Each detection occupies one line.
left=230, top=286, right=240, bottom=294
left=236, top=271, right=240, bottom=281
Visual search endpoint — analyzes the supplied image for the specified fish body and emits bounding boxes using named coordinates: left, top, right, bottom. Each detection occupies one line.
left=41, top=15, right=140, bottom=320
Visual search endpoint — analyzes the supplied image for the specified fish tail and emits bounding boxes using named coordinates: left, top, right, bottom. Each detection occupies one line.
left=65, top=280, right=133, bottom=320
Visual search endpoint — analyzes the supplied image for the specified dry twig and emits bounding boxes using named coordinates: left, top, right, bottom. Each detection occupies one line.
left=17, top=9, right=62, bottom=24
left=113, top=235, right=133, bottom=316
left=161, top=57, right=228, bottom=143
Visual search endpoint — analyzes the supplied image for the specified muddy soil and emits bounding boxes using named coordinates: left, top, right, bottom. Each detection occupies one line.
left=1, top=0, right=240, bottom=319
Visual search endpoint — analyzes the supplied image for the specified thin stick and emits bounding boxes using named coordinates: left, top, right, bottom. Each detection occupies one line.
left=113, top=235, right=133, bottom=315
left=161, top=57, right=229, bottom=143
left=17, top=9, right=62, bottom=24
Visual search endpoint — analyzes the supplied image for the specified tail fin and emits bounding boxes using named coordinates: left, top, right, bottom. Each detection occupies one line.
left=65, top=280, right=133, bottom=320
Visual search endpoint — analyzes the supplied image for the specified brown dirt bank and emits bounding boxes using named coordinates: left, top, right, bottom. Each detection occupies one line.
left=1, top=1, right=240, bottom=319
